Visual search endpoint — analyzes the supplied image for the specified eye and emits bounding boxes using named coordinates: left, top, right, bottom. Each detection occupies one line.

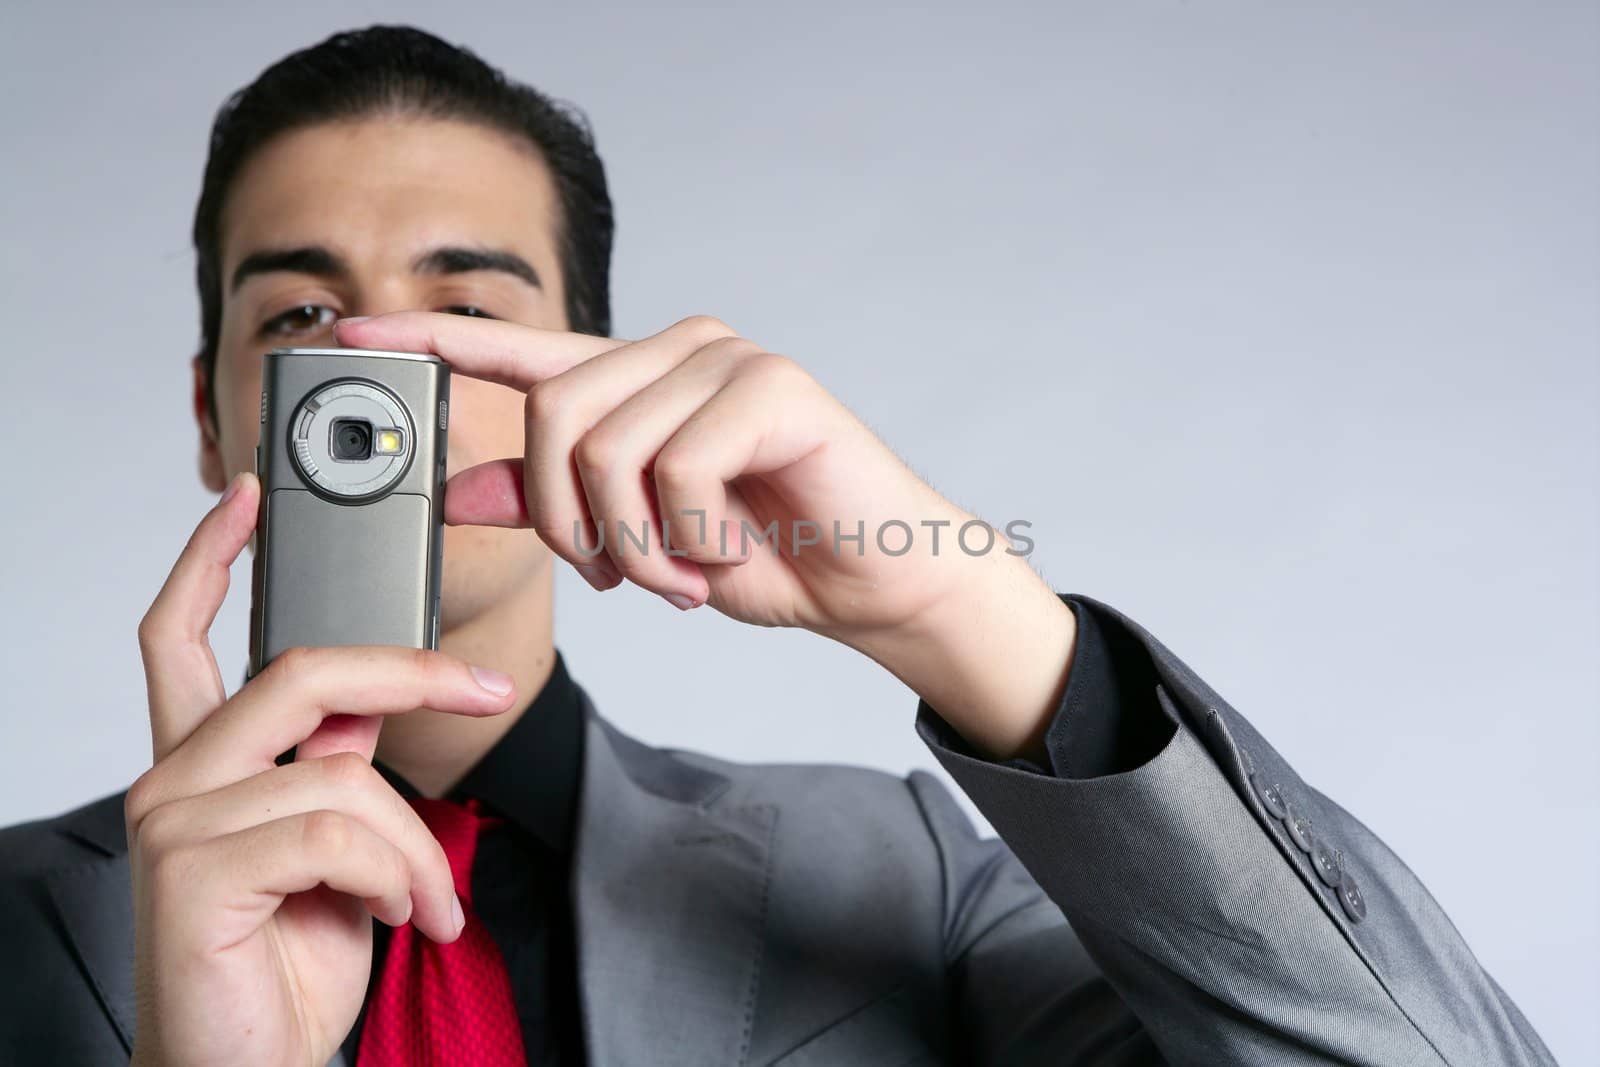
left=262, top=304, right=337, bottom=337
left=442, top=305, right=497, bottom=319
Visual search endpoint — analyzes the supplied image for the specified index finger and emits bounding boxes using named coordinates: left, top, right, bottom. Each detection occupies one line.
left=331, top=310, right=624, bottom=391
left=143, top=644, right=517, bottom=807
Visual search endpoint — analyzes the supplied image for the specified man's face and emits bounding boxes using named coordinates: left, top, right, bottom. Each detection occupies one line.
left=204, top=116, right=567, bottom=629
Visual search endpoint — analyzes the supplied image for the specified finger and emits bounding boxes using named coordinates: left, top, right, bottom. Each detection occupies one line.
left=332, top=311, right=623, bottom=392
left=652, top=355, right=837, bottom=564
left=137, top=646, right=515, bottom=814
left=521, top=319, right=743, bottom=581
left=657, top=353, right=837, bottom=484
left=139, top=472, right=261, bottom=761
left=572, top=339, right=766, bottom=601
left=443, top=459, right=531, bottom=528
left=137, top=753, right=461, bottom=943
left=293, top=711, right=384, bottom=767
left=165, top=810, right=425, bottom=935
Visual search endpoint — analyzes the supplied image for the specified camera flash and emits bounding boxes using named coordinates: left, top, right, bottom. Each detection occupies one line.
left=374, top=428, right=404, bottom=455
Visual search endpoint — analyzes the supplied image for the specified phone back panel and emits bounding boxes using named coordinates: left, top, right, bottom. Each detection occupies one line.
left=258, top=489, right=435, bottom=657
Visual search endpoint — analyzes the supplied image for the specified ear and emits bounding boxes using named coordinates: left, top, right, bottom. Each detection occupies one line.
left=192, top=356, right=227, bottom=492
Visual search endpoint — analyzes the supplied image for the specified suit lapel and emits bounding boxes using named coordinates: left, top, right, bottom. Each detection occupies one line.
left=572, top=693, right=777, bottom=1067
left=43, top=795, right=137, bottom=1054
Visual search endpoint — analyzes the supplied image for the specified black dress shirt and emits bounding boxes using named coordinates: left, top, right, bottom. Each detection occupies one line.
left=1022, top=591, right=1175, bottom=779
left=336, top=593, right=1165, bottom=1063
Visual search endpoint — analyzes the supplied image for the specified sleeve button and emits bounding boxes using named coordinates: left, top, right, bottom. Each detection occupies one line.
left=1338, top=876, right=1368, bottom=923
left=1285, top=807, right=1315, bottom=853
left=1251, top=773, right=1289, bottom=820
left=1313, top=840, right=1344, bottom=888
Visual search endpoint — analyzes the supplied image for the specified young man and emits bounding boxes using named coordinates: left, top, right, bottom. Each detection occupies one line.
left=0, top=24, right=1556, bottom=1067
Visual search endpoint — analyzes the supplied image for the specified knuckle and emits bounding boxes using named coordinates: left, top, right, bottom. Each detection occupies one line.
left=301, top=809, right=353, bottom=857
left=652, top=448, right=699, bottom=493
left=124, top=769, right=163, bottom=830
left=406, top=645, right=440, bottom=681
left=320, top=750, right=373, bottom=790
left=574, top=430, right=621, bottom=478
left=746, top=350, right=806, bottom=386
left=674, top=314, right=738, bottom=346
left=525, top=380, right=565, bottom=424
left=134, top=801, right=183, bottom=859
left=404, top=646, right=453, bottom=695
left=135, top=611, right=163, bottom=654
left=268, top=644, right=320, bottom=688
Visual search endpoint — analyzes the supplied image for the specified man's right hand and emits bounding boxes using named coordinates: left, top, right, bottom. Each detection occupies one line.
left=125, top=471, right=519, bottom=1067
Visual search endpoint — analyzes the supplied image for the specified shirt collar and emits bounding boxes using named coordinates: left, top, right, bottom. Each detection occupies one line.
left=371, top=648, right=586, bottom=854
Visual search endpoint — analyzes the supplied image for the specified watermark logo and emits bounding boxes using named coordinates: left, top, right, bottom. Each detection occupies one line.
left=570, top=511, right=1036, bottom=559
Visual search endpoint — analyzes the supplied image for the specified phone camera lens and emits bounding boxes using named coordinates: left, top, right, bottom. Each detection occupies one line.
left=331, top=418, right=373, bottom=461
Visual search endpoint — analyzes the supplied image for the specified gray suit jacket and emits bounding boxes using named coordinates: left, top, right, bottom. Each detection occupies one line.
left=0, top=596, right=1558, bottom=1065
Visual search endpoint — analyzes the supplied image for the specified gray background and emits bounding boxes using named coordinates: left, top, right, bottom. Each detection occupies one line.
left=1, top=1, right=1594, bottom=1062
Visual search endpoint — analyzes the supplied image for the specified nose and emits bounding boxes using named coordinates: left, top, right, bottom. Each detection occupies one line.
left=345, top=276, right=433, bottom=322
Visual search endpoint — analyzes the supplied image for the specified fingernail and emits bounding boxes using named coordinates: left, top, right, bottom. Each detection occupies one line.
left=220, top=472, right=243, bottom=504
left=451, top=893, right=465, bottom=935
left=664, top=592, right=698, bottom=611
left=470, top=665, right=514, bottom=696
left=335, top=315, right=371, bottom=328
left=573, top=562, right=620, bottom=591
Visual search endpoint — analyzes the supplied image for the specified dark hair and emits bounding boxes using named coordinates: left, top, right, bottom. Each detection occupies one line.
left=191, top=24, right=613, bottom=428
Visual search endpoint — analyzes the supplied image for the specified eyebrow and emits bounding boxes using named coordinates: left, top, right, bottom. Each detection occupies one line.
left=229, top=243, right=543, bottom=294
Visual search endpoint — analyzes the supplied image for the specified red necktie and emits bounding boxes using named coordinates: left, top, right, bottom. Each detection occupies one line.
left=357, top=796, right=529, bottom=1067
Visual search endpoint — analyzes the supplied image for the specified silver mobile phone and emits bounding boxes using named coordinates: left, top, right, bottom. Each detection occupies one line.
left=248, top=347, right=450, bottom=677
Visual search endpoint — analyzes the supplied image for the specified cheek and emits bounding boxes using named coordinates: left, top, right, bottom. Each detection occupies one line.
left=447, top=378, right=526, bottom=464
left=213, top=349, right=266, bottom=467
